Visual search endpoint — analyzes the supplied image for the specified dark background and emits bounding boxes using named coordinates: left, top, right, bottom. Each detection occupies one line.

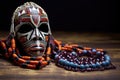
left=0, top=0, right=118, bottom=32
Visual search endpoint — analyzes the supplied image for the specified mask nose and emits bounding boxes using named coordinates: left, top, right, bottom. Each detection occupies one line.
left=31, top=28, right=44, bottom=41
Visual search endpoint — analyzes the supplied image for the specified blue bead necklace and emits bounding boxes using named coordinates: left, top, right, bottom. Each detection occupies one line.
left=53, top=43, right=115, bottom=72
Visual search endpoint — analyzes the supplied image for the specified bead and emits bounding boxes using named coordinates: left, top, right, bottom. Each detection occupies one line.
left=101, top=61, right=107, bottom=66
left=86, top=68, right=92, bottom=71
left=64, top=66, right=69, bottom=70
left=82, top=50, right=87, bottom=55
left=77, top=45, right=84, bottom=49
left=71, top=51, right=77, bottom=56
left=91, top=63, right=96, bottom=68
left=59, top=59, right=65, bottom=65
left=86, top=58, right=89, bottom=61
left=21, top=63, right=27, bottom=68
left=79, top=64, right=85, bottom=69
left=55, top=55, right=59, bottom=59
left=35, top=61, right=41, bottom=68
left=101, top=52, right=104, bottom=55
left=96, top=59, right=100, bottom=62
left=69, top=62, right=77, bottom=68
left=96, top=51, right=101, bottom=55
left=104, top=55, right=111, bottom=61
left=105, top=60, right=110, bottom=65
left=26, top=60, right=30, bottom=64
left=81, top=58, right=84, bottom=61
left=85, top=64, right=89, bottom=68
left=14, top=56, right=19, bottom=61
left=64, top=60, right=69, bottom=66
left=92, top=49, right=96, bottom=53
left=96, top=62, right=101, bottom=67
left=17, top=54, right=22, bottom=58
left=30, top=57, right=37, bottom=60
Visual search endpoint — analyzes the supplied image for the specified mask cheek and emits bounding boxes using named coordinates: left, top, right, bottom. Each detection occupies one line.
left=18, top=36, right=27, bottom=44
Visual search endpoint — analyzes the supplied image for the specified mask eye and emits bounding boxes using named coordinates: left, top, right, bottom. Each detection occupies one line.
left=18, top=24, right=33, bottom=33
left=38, top=23, right=49, bottom=33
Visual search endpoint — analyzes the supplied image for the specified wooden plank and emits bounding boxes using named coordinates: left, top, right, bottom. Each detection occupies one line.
left=0, top=31, right=120, bottom=80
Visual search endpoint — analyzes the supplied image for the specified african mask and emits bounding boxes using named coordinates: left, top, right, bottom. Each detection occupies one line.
left=10, top=2, right=51, bottom=57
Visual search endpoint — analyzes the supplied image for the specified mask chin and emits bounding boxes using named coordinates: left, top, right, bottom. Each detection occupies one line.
left=15, top=37, right=47, bottom=57
left=29, top=51, right=44, bottom=57
left=25, top=42, right=46, bottom=57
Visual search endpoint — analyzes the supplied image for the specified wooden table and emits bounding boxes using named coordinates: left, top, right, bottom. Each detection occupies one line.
left=0, top=31, right=120, bottom=80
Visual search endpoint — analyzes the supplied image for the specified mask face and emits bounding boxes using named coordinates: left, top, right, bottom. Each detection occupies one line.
left=11, top=2, right=51, bottom=56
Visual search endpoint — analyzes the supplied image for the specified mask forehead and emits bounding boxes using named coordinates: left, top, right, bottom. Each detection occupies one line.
left=30, top=15, right=40, bottom=27
left=11, top=2, right=50, bottom=34
left=26, top=7, right=41, bottom=27
left=17, top=7, right=49, bottom=28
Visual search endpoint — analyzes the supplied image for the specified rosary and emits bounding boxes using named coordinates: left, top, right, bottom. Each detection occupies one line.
left=0, top=2, right=115, bottom=72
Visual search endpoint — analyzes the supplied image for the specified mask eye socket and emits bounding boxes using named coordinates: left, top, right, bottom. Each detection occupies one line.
left=18, top=24, right=33, bottom=33
left=38, top=23, right=49, bottom=33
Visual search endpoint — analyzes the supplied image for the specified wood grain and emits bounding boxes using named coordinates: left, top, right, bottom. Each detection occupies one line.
left=0, top=31, right=120, bottom=80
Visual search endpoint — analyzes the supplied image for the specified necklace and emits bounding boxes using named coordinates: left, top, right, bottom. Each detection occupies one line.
left=0, top=34, right=115, bottom=71
left=0, top=36, right=50, bottom=69
left=52, top=40, right=115, bottom=72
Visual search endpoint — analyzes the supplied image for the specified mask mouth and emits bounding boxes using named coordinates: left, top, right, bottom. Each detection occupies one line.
left=30, top=46, right=44, bottom=52
left=27, top=44, right=45, bottom=56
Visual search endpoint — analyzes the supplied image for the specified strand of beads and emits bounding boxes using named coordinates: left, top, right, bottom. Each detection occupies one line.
left=0, top=35, right=51, bottom=69
left=54, top=43, right=115, bottom=72
left=12, top=38, right=51, bottom=69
